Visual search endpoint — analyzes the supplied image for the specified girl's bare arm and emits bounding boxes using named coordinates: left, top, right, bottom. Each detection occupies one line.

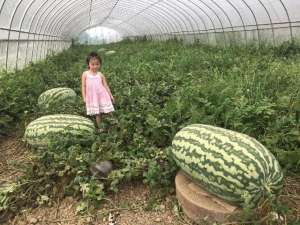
left=102, top=75, right=114, bottom=102
left=81, top=72, right=86, bottom=102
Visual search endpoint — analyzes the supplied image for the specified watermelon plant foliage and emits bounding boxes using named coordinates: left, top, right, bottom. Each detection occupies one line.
left=0, top=39, right=300, bottom=223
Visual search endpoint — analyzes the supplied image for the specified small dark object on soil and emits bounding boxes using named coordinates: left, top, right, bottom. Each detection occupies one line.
left=89, top=160, right=113, bottom=177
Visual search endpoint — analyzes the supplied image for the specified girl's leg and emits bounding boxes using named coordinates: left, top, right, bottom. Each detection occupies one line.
left=95, top=114, right=102, bottom=128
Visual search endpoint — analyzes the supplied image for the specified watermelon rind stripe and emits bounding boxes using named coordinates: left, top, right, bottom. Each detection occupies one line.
left=171, top=124, right=284, bottom=207
left=173, top=137, right=262, bottom=187
left=183, top=125, right=271, bottom=177
left=38, top=88, right=76, bottom=109
left=173, top=129, right=265, bottom=181
left=24, top=114, right=95, bottom=148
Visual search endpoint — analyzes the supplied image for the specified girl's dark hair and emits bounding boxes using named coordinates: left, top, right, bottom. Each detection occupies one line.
left=86, top=52, right=102, bottom=68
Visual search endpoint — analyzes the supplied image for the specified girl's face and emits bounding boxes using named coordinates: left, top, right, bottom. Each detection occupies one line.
left=89, top=58, right=101, bottom=72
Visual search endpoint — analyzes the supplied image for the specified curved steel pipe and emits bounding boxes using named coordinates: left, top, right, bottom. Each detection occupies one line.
left=224, top=0, right=247, bottom=44
left=61, top=3, right=171, bottom=37
left=278, top=0, right=293, bottom=40
left=240, top=0, right=260, bottom=44
left=60, top=3, right=173, bottom=38
left=60, top=1, right=183, bottom=38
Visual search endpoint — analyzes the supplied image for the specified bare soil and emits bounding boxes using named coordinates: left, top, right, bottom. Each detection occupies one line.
left=8, top=182, right=189, bottom=225
left=0, top=136, right=193, bottom=225
left=0, top=136, right=29, bottom=185
left=1, top=136, right=300, bottom=225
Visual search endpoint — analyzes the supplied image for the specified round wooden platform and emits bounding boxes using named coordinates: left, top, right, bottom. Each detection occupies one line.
left=175, top=170, right=241, bottom=224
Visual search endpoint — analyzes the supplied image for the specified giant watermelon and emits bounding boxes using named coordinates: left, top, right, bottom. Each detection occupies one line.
left=38, top=87, right=77, bottom=113
left=24, top=114, right=95, bottom=148
left=171, top=124, right=283, bottom=207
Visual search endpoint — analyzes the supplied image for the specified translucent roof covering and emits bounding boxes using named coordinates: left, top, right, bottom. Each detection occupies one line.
left=0, top=0, right=300, bottom=70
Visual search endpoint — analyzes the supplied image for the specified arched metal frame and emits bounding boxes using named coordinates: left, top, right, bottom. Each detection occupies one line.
left=0, top=0, right=69, bottom=70
left=6, top=0, right=24, bottom=69
left=16, top=0, right=38, bottom=69
left=33, top=0, right=64, bottom=61
left=240, top=0, right=261, bottom=44
left=63, top=0, right=186, bottom=38
left=62, top=1, right=183, bottom=39
left=278, top=0, right=293, bottom=40
left=57, top=1, right=159, bottom=37
left=257, top=0, right=275, bottom=45
left=114, top=5, right=173, bottom=38
left=42, top=0, right=86, bottom=57
left=224, top=0, right=247, bottom=44
left=102, top=0, right=176, bottom=37
left=98, top=0, right=121, bottom=26
left=71, top=0, right=213, bottom=42
left=57, top=1, right=155, bottom=39
left=209, top=0, right=234, bottom=44
left=192, top=0, right=218, bottom=43
left=115, top=1, right=191, bottom=37
left=49, top=0, right=109, bottom=39
left=197, top=0, right=227, bottom=45
left=77, top=7, right=173, bottom=40
left=29, top=0, right=59, bottom=63
left=0, top=0, right=298, bottom=70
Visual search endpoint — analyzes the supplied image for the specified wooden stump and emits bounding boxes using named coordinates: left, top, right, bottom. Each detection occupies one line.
left=175, top=170, right=241, bottom=224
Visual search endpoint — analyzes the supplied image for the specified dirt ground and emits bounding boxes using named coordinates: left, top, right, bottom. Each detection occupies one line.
left=0, top=136, right=29, bottom=185
left=0, top=136, right=193, bottom=225
left=8, top=182, right=187, bottom=225
left=1, top=136, right=300, bottom=225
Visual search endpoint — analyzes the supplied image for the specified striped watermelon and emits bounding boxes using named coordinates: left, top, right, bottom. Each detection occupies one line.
left=172, top=124, right=283, bottom=207
left=38, top=87, right=77, bottom=112
left=24, top=114, right=95, bottom=148
left=105, top=50, right=116, bottom=55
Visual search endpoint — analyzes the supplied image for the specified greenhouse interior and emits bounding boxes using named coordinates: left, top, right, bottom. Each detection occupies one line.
left=0, top=0, right=300, bottom=224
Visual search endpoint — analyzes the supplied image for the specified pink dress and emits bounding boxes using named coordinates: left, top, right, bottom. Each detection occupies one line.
left=85, top=71, right=114, bottom=115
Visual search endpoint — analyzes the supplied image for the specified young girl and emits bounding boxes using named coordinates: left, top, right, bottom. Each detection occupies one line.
left=81, top=52, right=115, bottom=131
